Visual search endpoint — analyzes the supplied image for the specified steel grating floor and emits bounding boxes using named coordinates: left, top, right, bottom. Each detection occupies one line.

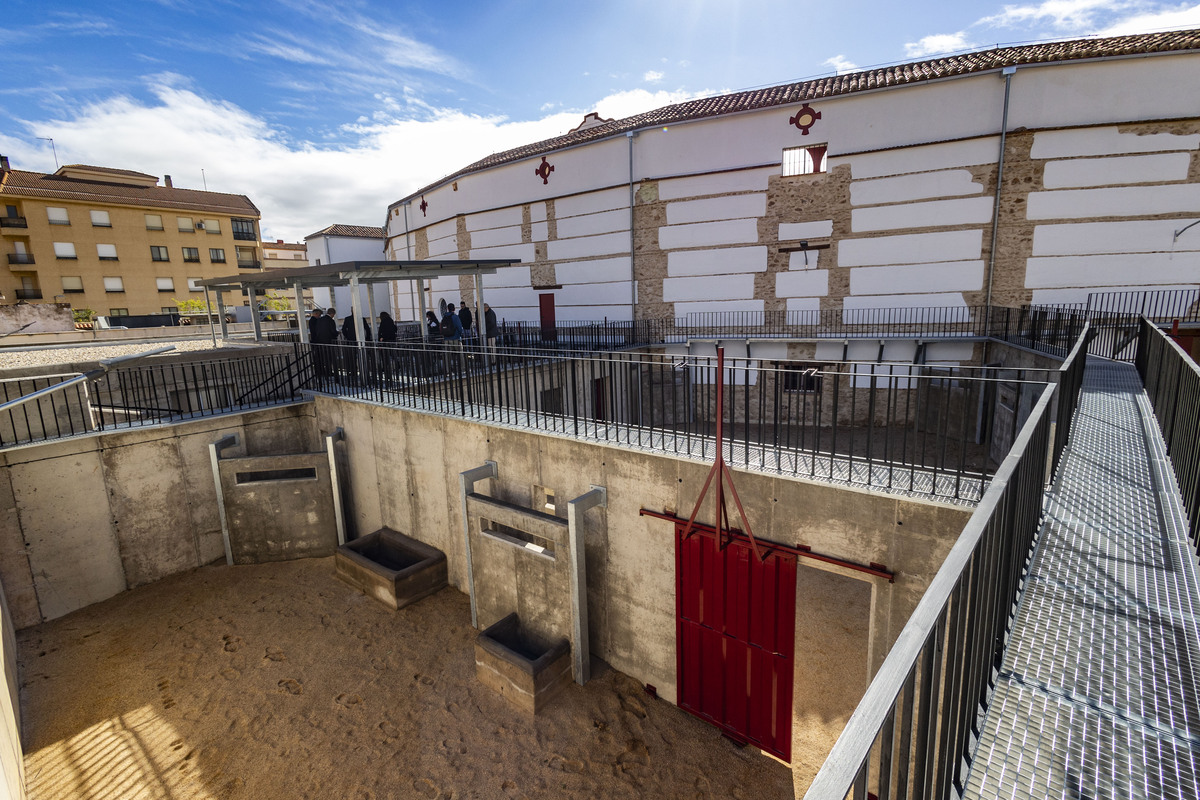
left=964, top=360, right=1200, bottom=800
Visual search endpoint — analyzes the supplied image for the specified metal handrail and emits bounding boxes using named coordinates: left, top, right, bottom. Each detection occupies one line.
left=1135, top=317, right=1200, bottom=545
left=0, top=346, right=175, bottom=416
left=803, top=380, right=1056, bottom=799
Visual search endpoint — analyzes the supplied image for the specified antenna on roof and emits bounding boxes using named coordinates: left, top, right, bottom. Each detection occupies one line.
left=201, top=168, right=207, bottom=191
left=37, top=137, right=58, bottom=169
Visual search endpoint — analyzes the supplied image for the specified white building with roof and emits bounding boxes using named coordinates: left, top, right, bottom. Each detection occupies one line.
left=383, top=30, right=1200, bottom=327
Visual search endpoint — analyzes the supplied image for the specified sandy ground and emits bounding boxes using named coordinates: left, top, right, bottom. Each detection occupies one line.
left=17, top=557, right=795, bottom=800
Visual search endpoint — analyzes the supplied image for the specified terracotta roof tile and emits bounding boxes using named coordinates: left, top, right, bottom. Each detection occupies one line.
left=305, top=224, right=386, bottom=239
left=396, top=29, right=1200, bottom=204
left=0, top=169, right=259, bottom=216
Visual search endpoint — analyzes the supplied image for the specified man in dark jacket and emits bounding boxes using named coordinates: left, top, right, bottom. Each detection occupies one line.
left=458, top=301, right=473, bottom=335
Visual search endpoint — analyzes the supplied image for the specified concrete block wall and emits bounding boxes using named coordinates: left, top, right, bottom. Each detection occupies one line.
left=0, top=404, right=319, bottom=628
left=311, top=394, right=971, bottom=707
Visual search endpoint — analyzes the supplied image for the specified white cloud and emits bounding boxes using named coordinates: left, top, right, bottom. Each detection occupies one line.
left=905, top=32, right=975, bottom=57
left=0, top=80, right=716, bottom=242
left=823, top=55, right=858, bottom=74
left=978, top=0, right=1142, bottom=31
left=643, top=70, right=665, bottom=83
left=1093, top=2, right=1200, bottom=34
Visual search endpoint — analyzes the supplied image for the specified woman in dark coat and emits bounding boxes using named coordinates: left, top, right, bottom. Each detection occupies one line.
left=425, top=310, right=442, bottom=340
left=377, top=312, right=397, bottom=343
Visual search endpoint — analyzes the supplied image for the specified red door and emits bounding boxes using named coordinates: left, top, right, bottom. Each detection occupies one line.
left=676, top=522, right=797, bottom=761
left=539, top=293, right=556, bottom=342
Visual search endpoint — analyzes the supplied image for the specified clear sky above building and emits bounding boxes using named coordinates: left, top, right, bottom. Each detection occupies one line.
left=2, top=0, right=1197, bottom=241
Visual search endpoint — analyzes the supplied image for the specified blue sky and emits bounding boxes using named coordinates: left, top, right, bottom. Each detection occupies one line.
left=2, top=0, right=1198, bottom=240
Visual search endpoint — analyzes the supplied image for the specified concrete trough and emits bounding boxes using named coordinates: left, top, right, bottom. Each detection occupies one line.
left=475, top=612, right=572, bottom=714
left=335, top=528, right=447, bottom=610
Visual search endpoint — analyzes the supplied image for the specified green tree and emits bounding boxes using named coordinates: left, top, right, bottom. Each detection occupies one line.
left=71, top=308, right=95, bottom=324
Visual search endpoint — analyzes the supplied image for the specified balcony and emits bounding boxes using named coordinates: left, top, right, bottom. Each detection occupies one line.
left=0, top=216, right=28, bottom=230
left=237, top=260, right=262, bottom=269
left=15, top=289, right=43, bottom=300
left=233, top=231, right=257, bottom=241
left=7, top=253, right=35, bottom=265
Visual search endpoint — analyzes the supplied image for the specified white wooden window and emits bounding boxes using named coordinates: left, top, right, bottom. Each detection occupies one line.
left=90, top=210, right=111, bottom=227
left=145, top=213, right=164, bottom=230
left=156, top=277, right=175, bottom=292
left=96, top=244, right=118, bottom=260
left=103, top=277, right=125, bottom=292
left=202, top=218, right=221, bottom=233
left=53, top=242, right=77, bottom=259
left=62, top=276, right=84, bottom=293
left=46, top=207, right=70, bottom=225
left=177, top=216, right=194, bottom=232
left=187, top=277, right=203, bottom=292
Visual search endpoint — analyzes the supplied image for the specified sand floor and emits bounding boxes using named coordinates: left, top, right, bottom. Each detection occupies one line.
left=17, top=557, right=795, bottom=799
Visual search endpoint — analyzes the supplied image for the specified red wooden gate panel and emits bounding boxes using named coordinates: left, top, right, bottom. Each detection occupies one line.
left=676, top=522, right=797, bottom=761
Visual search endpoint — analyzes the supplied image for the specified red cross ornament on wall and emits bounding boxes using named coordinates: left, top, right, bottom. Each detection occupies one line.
left=789, top=103, right=821, bottom=135
left=534, top=156, right=555, bottom=185
left=419, top=196, right=428, bottom=216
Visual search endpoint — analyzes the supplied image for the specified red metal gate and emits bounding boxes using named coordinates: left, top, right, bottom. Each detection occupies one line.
left=676, top=520, right=797, bottom=761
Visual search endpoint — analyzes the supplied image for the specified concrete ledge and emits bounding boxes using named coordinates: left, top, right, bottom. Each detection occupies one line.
left=335, top=528, right=447, bottom=610
left=475, top=612, right=571, bottom=714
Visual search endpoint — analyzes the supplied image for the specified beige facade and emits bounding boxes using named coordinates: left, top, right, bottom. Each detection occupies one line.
left=0, top=160, right=263, bottom=317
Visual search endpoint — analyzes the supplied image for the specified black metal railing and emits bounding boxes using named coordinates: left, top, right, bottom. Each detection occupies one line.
left=1136, top=317, right=1200, bottom=545
left=0, top=352, right=310, bottom=448
left=0, top=374, right=94, bottom=446
left=800, top=322, right=1093, bottom=800
left=14, top=288, right=42, bottom=300
left=6, top=253, right=34, bottom=265
left=0, top=216, right=27, bottom=228
left=304, top=340, right=1062, bottom=501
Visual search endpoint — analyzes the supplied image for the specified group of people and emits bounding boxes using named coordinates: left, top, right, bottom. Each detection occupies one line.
left=424, top=300, right=498, bottom=348
left=307, top=307, right=399, bottom=345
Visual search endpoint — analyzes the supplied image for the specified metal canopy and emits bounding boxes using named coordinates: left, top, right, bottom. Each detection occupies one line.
left=195, top=259, right=518, bottom=345
left=195, top=259, right=516, bottom=292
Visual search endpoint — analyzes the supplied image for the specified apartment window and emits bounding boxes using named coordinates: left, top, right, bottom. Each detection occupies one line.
left=156, top=277, right=175, bottom=292
left=151, top=246, right=170, bottom=262
left=782, top=144, right=827, bottom=176
left=209, top=248, right=226, bottom=263
left=109, top=308, right=129, bottom=317
left=90, top=210, right=111, bottom=227
left=177, top=216, right=194, bottom=232
left=46, top=207, right=70, bottom=225
left=145, top=213, right=164, bottom=231
left=96, top=244, right=118, bottom=261
left=62, top=276, right=84, bottom=294
left=53, top=242, right=77, bottom=259
left=103, top=277, right=125, bottom=293
left=779, top=362, right=827, bottom=393
left=187, top=277, right=203, bottom=292
left=202, top=219, right=221, bottom=234
left=182, top=247, right=200, bottom=262
left=231, top=217, right=256, bottom=241
left=161, top=307, right=176, bottom=314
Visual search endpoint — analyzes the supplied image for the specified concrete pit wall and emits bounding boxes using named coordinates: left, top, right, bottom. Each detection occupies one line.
left=311, top=394, right=971, bottom=708
left=0, top=582, right=25, bottom=800
left=0, top=404, right=319, bottom=628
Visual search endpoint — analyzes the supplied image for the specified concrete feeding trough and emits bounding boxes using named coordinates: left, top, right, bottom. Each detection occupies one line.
left=335, top=528, right=447, bottom=610
left=475, top=612, right=571, bottom=713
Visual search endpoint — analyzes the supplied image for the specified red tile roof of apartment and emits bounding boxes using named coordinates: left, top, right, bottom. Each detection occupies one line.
left=0, top=168, right=260, bottom=216
left=306, top=224, right=386, bottom=239
left=394, top=28, right=1200, bottom=205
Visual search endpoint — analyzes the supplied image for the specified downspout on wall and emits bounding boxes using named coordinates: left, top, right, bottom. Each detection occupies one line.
left=985, top=66, right=1017, bottom=315
left=627, top=131, right=638, bottom=317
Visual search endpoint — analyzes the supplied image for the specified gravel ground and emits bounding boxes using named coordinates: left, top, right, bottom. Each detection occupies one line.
left=0, top=339, right=251, bottom=373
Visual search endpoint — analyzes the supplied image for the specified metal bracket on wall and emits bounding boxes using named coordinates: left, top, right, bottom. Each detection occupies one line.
left=209, top=432, right=241, bottom=566
left=567, top=485, right=607, bottom=684
left=460, top=460, right=499, bottom=628
left=325, top=428, right=347, bottom=546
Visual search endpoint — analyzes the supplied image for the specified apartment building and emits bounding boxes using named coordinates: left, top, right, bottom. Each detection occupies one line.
left=385, top=29, right=1200, bottom=325
left=0, top=158, right=263, bottom=317
left=262, top=238, right=307, bottom=267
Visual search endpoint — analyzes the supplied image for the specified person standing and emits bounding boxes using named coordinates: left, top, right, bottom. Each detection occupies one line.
left=458, top=301, right=473, bottom=337
left=441, top=303, right=463, bottom=342
left=426, top=310, right=442, bottom=341
left=377, top=311, right=397, bottom=342
left=484, top=303, right=498, bottom=351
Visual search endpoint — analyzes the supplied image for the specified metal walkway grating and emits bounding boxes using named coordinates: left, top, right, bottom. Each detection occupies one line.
left=964, top=360, right=1200, bottom=800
